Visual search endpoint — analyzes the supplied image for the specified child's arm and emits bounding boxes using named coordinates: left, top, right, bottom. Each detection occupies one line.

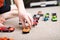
left=14, top=0, right=33, bottom=27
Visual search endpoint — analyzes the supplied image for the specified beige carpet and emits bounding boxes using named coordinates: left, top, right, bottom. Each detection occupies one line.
left=0, top=6, right=60, bottom=40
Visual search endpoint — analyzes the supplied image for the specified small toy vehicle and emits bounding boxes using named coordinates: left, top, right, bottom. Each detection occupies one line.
left=32, top=14, right=40, bottom=26
left=33, top=14, right=40, bottom=20
left=22, top=27, right=30, bottom=34
left=37, top=11, right=43, bottom=16
left=32, top=19, right=38, bottom=26
left=0, top=27, right=15, bottom=32
left=0, top=37, right=14, bottom=40
left=44, top=13, right=49, bottom=21
left=51, top=13, right=57, bottom=22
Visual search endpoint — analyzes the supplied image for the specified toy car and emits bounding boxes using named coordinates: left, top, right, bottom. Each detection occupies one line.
left=37, top=11, right=43, bottom=16
left=22, top=27, right=30, bottom=34
left=33, top=17, right=39, bottom=22
left=44, top=13, right=49, bottom=21
left=33, top=14, right=40, bottom=20
left=0, top=37, right=14, bottom=40
left=51, top=13, right=57, bottom=22
left=0, top=27, right=15, bottom=32
left=32, top=19, right=38, bottom=26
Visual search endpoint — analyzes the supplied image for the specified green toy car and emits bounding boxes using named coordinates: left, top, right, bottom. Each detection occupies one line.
left=51, top=13, right=57, bottom=22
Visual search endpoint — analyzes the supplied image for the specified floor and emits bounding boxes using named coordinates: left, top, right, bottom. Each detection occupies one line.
left=0, top=6, right=60, bottom=40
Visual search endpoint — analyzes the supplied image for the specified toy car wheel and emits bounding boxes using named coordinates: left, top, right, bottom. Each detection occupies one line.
left=0, top=27, right=1, bottom=30
left=8, top=27, right=15, bottom=32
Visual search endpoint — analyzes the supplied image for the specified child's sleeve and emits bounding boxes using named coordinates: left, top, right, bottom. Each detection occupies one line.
left=0, top=0, right=4, bottom=7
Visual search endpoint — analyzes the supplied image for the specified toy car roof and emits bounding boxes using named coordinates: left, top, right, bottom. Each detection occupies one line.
left=52, top=13, right=56, bottom=15
left=46, top=13, right=49, bottom=15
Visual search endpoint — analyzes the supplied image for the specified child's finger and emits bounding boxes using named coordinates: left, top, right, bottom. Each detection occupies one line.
left=28, top=15, right=33, bottom=25
left=27, top=13, right=33, bottom=25
left=1, top=19, right=6, bottom=23
left=0, top=21, right=4, bottom=23
left=0, top=23, right=5, bottom=27
left=19, top=18, right=25, bottom=28
left=25, top=16, right=31, bottom=27
left=0, top=17, right=6, bottom=22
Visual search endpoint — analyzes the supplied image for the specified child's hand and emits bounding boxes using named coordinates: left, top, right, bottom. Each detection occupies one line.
left=0, top=17, right=6, bottom=23
left=19, top=12, right=33, bottom=28
left=14, top=0, right=33, bottom=28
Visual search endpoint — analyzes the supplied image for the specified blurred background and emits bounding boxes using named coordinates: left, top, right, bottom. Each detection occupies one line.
left=6, top=0, right=60, bottom=8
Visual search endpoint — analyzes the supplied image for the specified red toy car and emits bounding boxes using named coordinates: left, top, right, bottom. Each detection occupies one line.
left=0, top=37, right=14, bottom=40
left=0, top=27, right=15, bottom=32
